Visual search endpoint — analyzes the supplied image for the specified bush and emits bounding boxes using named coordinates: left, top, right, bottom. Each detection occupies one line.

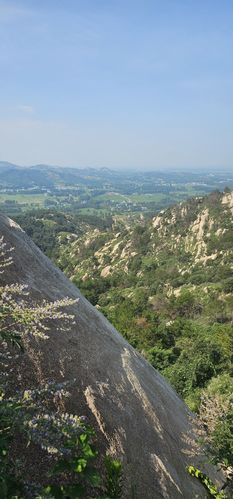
left=0, top=237, right=123, bottom=498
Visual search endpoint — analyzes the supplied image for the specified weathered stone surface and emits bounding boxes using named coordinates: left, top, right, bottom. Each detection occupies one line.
left=0, top=214, right=221, bottom=498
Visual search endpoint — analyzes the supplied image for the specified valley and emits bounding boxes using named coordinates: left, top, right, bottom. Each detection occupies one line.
left=16, top=189, right=233, bottom=414
left=1, top=162, right=233, bottom=216
left=1, top=1, right=233, bottom=495
left=1, top=166, right=232, bottom=496
left=2, top=172, right=233, bottom=499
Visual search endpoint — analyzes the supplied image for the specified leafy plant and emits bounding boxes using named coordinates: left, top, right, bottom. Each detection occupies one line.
left=103, top=456, right=123, bottom=499
left=187, top=466, right=229, bottom=499
left=0, top=237, right=109, bottom=498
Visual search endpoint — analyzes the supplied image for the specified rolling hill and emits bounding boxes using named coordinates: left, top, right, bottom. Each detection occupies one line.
left=17, top=190, right=233, bottom=413
left=0, top=213, right=220, bottom=498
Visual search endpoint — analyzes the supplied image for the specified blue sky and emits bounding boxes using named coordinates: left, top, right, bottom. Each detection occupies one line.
left=0, top=0, right=233, bottom=169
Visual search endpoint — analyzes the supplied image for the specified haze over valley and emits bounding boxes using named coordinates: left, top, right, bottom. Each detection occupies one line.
left=0, top=162, right=233, bottom=217
left=1, top=0, right=233, bottom=497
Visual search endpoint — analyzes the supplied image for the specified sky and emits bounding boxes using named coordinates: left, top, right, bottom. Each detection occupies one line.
left=0, top=0, right=233, bottom=170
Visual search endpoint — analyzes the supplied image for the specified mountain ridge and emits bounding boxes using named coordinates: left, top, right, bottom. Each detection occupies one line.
left=19, top=189, right=233, bottom=413
left=0, top=212, right=220, bottom=498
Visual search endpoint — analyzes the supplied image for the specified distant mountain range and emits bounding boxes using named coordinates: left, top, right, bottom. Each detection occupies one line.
left=0, top=162, right=119, bottom=189
left=0, top=161, right=233, bottom=190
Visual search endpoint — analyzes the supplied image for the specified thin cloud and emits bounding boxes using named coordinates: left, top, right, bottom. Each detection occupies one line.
left=0, top=2, right=33, bottom=21
left=17, top=104, right=34, bottom=114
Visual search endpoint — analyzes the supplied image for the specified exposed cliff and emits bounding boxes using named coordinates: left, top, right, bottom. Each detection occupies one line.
left=0, top=213, right=221, bottom=498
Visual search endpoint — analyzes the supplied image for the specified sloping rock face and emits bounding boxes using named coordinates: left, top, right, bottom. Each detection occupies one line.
left=0, top=214, right=219, bottom=498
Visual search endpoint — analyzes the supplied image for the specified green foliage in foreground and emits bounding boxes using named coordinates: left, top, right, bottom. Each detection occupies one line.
left=197, top=375, right=233, bottom=483
left=0, top=238, right=123, bottom=498
left=103, top=457, right=123, bottom=499
left=187, top=466, right=229, bottom=499
left=0, top=385, right=101, bottom=498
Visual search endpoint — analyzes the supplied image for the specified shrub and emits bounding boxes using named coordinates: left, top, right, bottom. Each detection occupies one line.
left=0, top=237, right=123, bottom=498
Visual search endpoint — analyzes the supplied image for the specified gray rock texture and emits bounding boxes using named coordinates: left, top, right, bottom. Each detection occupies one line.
left=0, top=214, right=222, bottom=498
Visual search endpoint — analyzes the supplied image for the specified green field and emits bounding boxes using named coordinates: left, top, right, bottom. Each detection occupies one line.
left=77, top=207, right=112, bottom=216
left=0, top=183, right=219, bottom=218
left=129, top=193, right=167, bottom=202
left=94, top=192, right=129, bottom=202
left=0, top=193, right=46, bottom=204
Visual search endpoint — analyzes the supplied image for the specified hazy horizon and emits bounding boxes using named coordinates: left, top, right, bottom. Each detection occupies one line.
left=1, top=1, right=233, bottom=170
left=1, top=159, right=233, bottom=174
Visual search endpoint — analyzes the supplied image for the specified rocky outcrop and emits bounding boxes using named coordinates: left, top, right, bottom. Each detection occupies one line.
left=0, top=214, right=221, bottom=498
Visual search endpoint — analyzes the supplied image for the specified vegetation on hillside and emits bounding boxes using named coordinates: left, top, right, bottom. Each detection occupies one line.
left=16, top=190, right=233, bottom=490
left=18, top=192, right=233, bottom=400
